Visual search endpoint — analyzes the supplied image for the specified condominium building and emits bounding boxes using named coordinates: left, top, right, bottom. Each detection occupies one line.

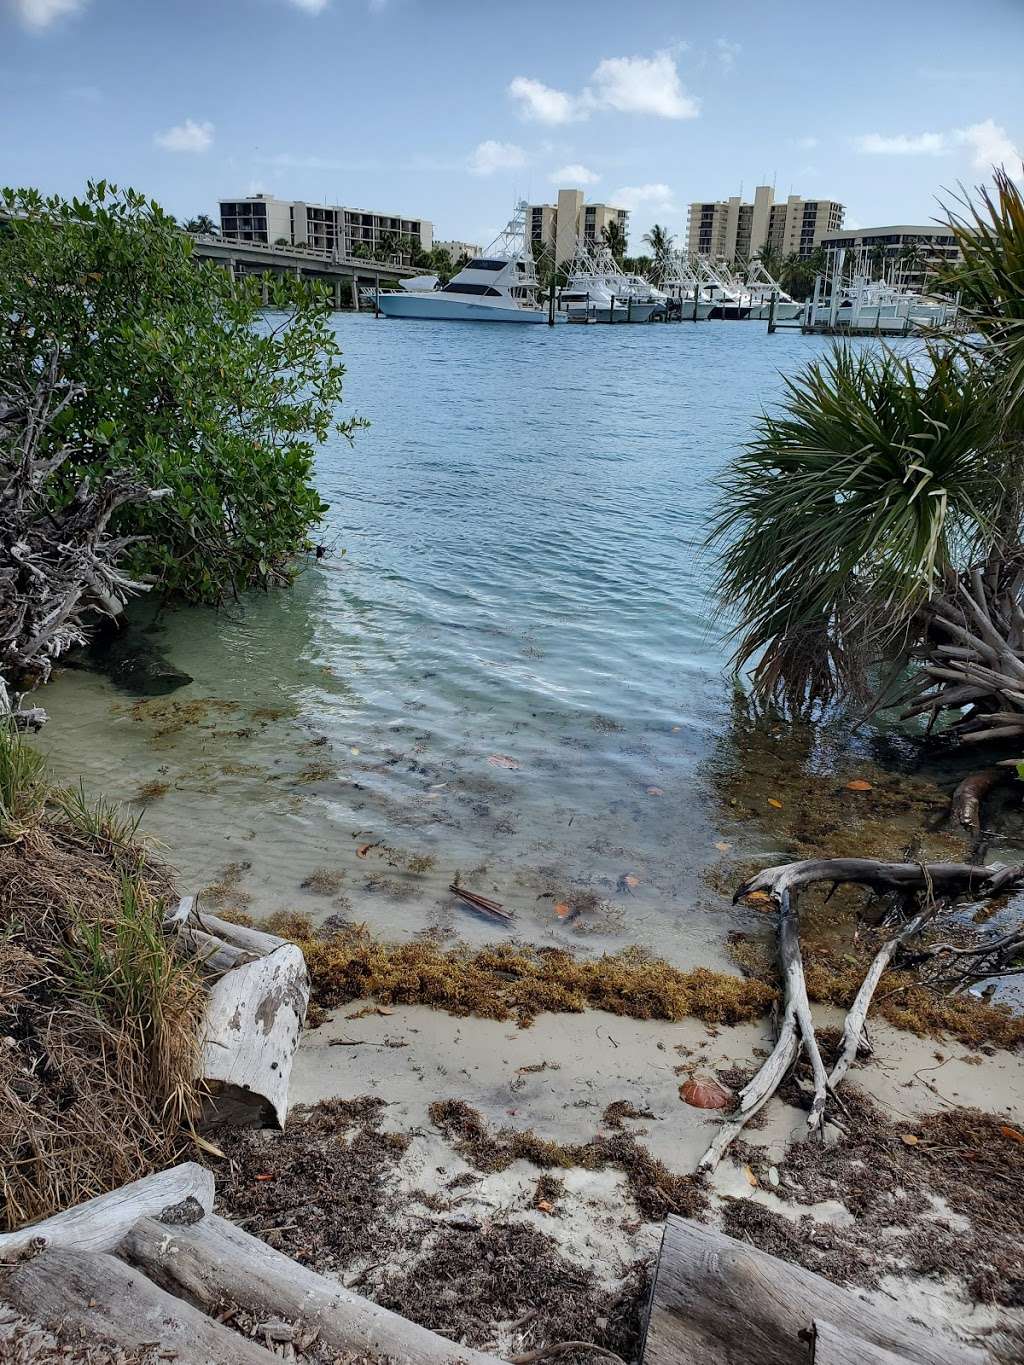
left=819, top=224, right=962, bottom=291
left=218, top=194, right=433, bottom=259
left=434, top=239, right=481, bottom=261
left=527, top=189, right=629, bottom=266
left=686, top=186, right=844, bottom=261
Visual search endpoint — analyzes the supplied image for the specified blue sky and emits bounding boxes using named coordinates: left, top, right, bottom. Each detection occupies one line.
left=2, top=0, right=1021, bottom=248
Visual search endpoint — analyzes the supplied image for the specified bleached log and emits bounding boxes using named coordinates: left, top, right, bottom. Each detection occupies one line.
left=0, top=1162, right=213, bottom=1259
left=0, top=1247, right=277, bottom=1365
left=166, top=897, right=309, bottom=1127
left=640, top=1218, right=982, bottom=1365
left=121, top=1211, right=504, bottom=1365
left=200, top=944, right=308, bottom=1126
left=811, top=1319, right=913, bottom=1365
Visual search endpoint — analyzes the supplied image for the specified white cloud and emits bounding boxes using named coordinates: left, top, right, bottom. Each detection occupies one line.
left=509, top=48, right=699, bottom=125
left=796, top=135, right=818, bottom=149
left=286, top=0, right=330, bottom=11
left=611, top=182, right=676, bottom=211
left=13, top=0, right=85, bottom=28
left=154, top=119, right=214, bottom=154
left=549, top=163, right=599, bottom=186
left=590, top=50, right=699, bottom=119
left=853, top=119, right=1022, bottom=175
left=508, top=76, right=580, bottom=126
left=469, top=140, right=527, bottom=176
left=715, top=38, right=740, bottom=73
left=854, top=131, right=947, bottom=155
left=955, top=119, right=1021, bottom=172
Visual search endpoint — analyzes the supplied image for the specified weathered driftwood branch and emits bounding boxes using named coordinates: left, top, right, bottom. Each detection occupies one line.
left=0, top=1163, right=213, bottom=1260
left=811, top=1319, right=919, bottom=1365
left=165, top=897, right=309, bottom=1128
left=899, top=560, right=1024, bottom=741
left=701, top=858, right=1024, bottom=1168
left=1, top=348, right=169, bottom=715
left=121, top=1209, right=505, bottom=1365
left=641, top=1217, right=983, bottom=1365
left=0, top=1247, right=278, bottom=1364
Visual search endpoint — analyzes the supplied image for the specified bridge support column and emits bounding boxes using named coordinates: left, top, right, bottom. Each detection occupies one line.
left=352, top=276, right=360, bottom=312
left=333, top=280, right=342, bottom=310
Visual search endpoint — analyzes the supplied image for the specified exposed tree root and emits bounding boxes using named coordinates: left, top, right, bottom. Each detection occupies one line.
left=699, top=857, right=1024, bottom=1169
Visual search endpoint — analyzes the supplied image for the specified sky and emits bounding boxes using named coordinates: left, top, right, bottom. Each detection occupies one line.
left=1, top=0, right=1022, bottom=250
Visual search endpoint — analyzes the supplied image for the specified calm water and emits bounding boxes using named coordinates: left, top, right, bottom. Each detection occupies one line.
left=38, top=316, right=889, bottom=966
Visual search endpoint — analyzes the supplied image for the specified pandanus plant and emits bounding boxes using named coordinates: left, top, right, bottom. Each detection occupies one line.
left=712, top=168, right=1024, bottom=745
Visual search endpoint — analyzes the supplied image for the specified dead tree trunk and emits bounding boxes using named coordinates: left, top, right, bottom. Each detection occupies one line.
left=165, top=897, right=309, bottom=1128
left=640, top=1217, right=981, bottom=1365
left=121, top=1210, right=504, bottom=1365
left=0, top=1248, right=278, bottom=1365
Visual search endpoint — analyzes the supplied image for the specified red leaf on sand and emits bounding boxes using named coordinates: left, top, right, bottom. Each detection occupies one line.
left=255, top=1172, right=274, bottom=1182
left=679, top=1076, right=732, bottom=1110
left=488, top=754, right=521, bottom=770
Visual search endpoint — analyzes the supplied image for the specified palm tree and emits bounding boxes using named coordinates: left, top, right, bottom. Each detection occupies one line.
left=642, top=224, right=675, bottom=284
left=184, top=213, right=218, bottom=236
left=710, top=169, right=1024, bottom=737
left=601, top=220, right=628, bottom=263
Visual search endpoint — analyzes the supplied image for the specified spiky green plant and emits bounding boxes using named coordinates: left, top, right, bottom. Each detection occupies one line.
left=714, top=347, right=999, bottom=709
left=712, top=168, right=1024, bottom=715
left=0, top=723, right=47, bottom=840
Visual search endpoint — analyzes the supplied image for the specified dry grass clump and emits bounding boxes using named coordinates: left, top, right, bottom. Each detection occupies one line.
left=288, top=924, right=776, bottom=1029
left=0, top=727, right=203, bottom=1233
left=429, top=1099, right=707, bottom=1222
left=730, top=934, right=1024, bottom=1050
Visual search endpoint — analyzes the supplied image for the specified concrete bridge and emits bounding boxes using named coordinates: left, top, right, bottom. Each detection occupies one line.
left=190, top=234, right=418, bottom=309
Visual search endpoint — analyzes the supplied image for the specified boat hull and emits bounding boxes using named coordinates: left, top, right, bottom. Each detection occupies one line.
left=377, top=293, right=547, bottom=323
left=564, top=300, right=658, bottom=324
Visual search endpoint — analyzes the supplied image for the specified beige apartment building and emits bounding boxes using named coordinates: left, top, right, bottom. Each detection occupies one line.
left=218, top=194, right=432, bottom=259
left=527, top=189, right=630, bottom=266
left=686, top=186, right=844, bottom=261
left=820, top=223, right=961, bottom=291
left=434, top=239, right=481, bottom=260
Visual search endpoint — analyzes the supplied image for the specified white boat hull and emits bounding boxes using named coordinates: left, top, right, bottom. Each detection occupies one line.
left=377, top=293, right=547, bottom=323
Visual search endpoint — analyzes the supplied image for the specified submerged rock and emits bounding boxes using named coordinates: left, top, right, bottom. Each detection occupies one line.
left=73, top=624, right=193, bottom=696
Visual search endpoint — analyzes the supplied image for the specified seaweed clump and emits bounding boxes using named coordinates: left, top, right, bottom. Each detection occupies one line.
left=291, top=924, right=776, bottom=1030
left=428, top=1099, right=707, bottom=1222
left=731, top=1087, right=1024, bottom=1306
left=729, top=934, right=1024, bottom=1051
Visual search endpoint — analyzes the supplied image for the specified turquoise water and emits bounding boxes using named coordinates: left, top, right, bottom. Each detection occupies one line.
left=38, top=316, right=880, bottom=964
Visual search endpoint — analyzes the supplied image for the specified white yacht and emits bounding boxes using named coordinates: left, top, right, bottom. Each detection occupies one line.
left=744, top=260, right=804, bottom=321
left=810, top=252, right=959, bottom=332
left=559, top=244, right=658, bottom=323
left=660, top=254, right=713, bottom=320
left=377, top=204, right=547, bottom=323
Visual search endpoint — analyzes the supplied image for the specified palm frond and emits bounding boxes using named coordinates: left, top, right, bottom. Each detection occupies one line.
left=710, top=345, right=999, bottom=709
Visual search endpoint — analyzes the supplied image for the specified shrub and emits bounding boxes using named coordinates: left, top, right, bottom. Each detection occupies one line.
left=0, top=180, right=361, bottom=603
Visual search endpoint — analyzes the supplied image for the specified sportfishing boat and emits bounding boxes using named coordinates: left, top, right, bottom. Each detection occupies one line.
left=376, top=204, right=547, bottom=323
left=559, top=244, right=658, bottom=323
left=744, top=260, right=804, bottom=321
left=660, top=254, right=714, bottom=320
left=809, top=256, right=959, bottom=332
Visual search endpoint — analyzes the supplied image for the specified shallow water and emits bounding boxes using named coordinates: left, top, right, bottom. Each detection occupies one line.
left=38, top=316, right=936, bottom=966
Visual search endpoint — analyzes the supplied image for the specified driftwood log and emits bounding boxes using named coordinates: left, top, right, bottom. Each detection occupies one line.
left=810, top=1319, right=913, bottom=1365
left=121, top=1209, right=504, bottom=1365
left=0, top=1162, right=213, bottom=1260
left=165, top=897, right=309, bottom=1127
left=0, top=1247, right=278, bottom=1365
left=640, top=1217, right=982, bottom=1365
left=701, top=857, right=1024, bottom=1167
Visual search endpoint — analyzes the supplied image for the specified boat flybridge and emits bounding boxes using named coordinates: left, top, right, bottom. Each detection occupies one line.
left=810, top=247, right=960, bottom=332
left=743, top=260, right=803, bottom=321
left=558, top=243, right=659, bottom=322
left=377, top=203, right=547, bottom=323
left=659, top=253, right=714, bottom=320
